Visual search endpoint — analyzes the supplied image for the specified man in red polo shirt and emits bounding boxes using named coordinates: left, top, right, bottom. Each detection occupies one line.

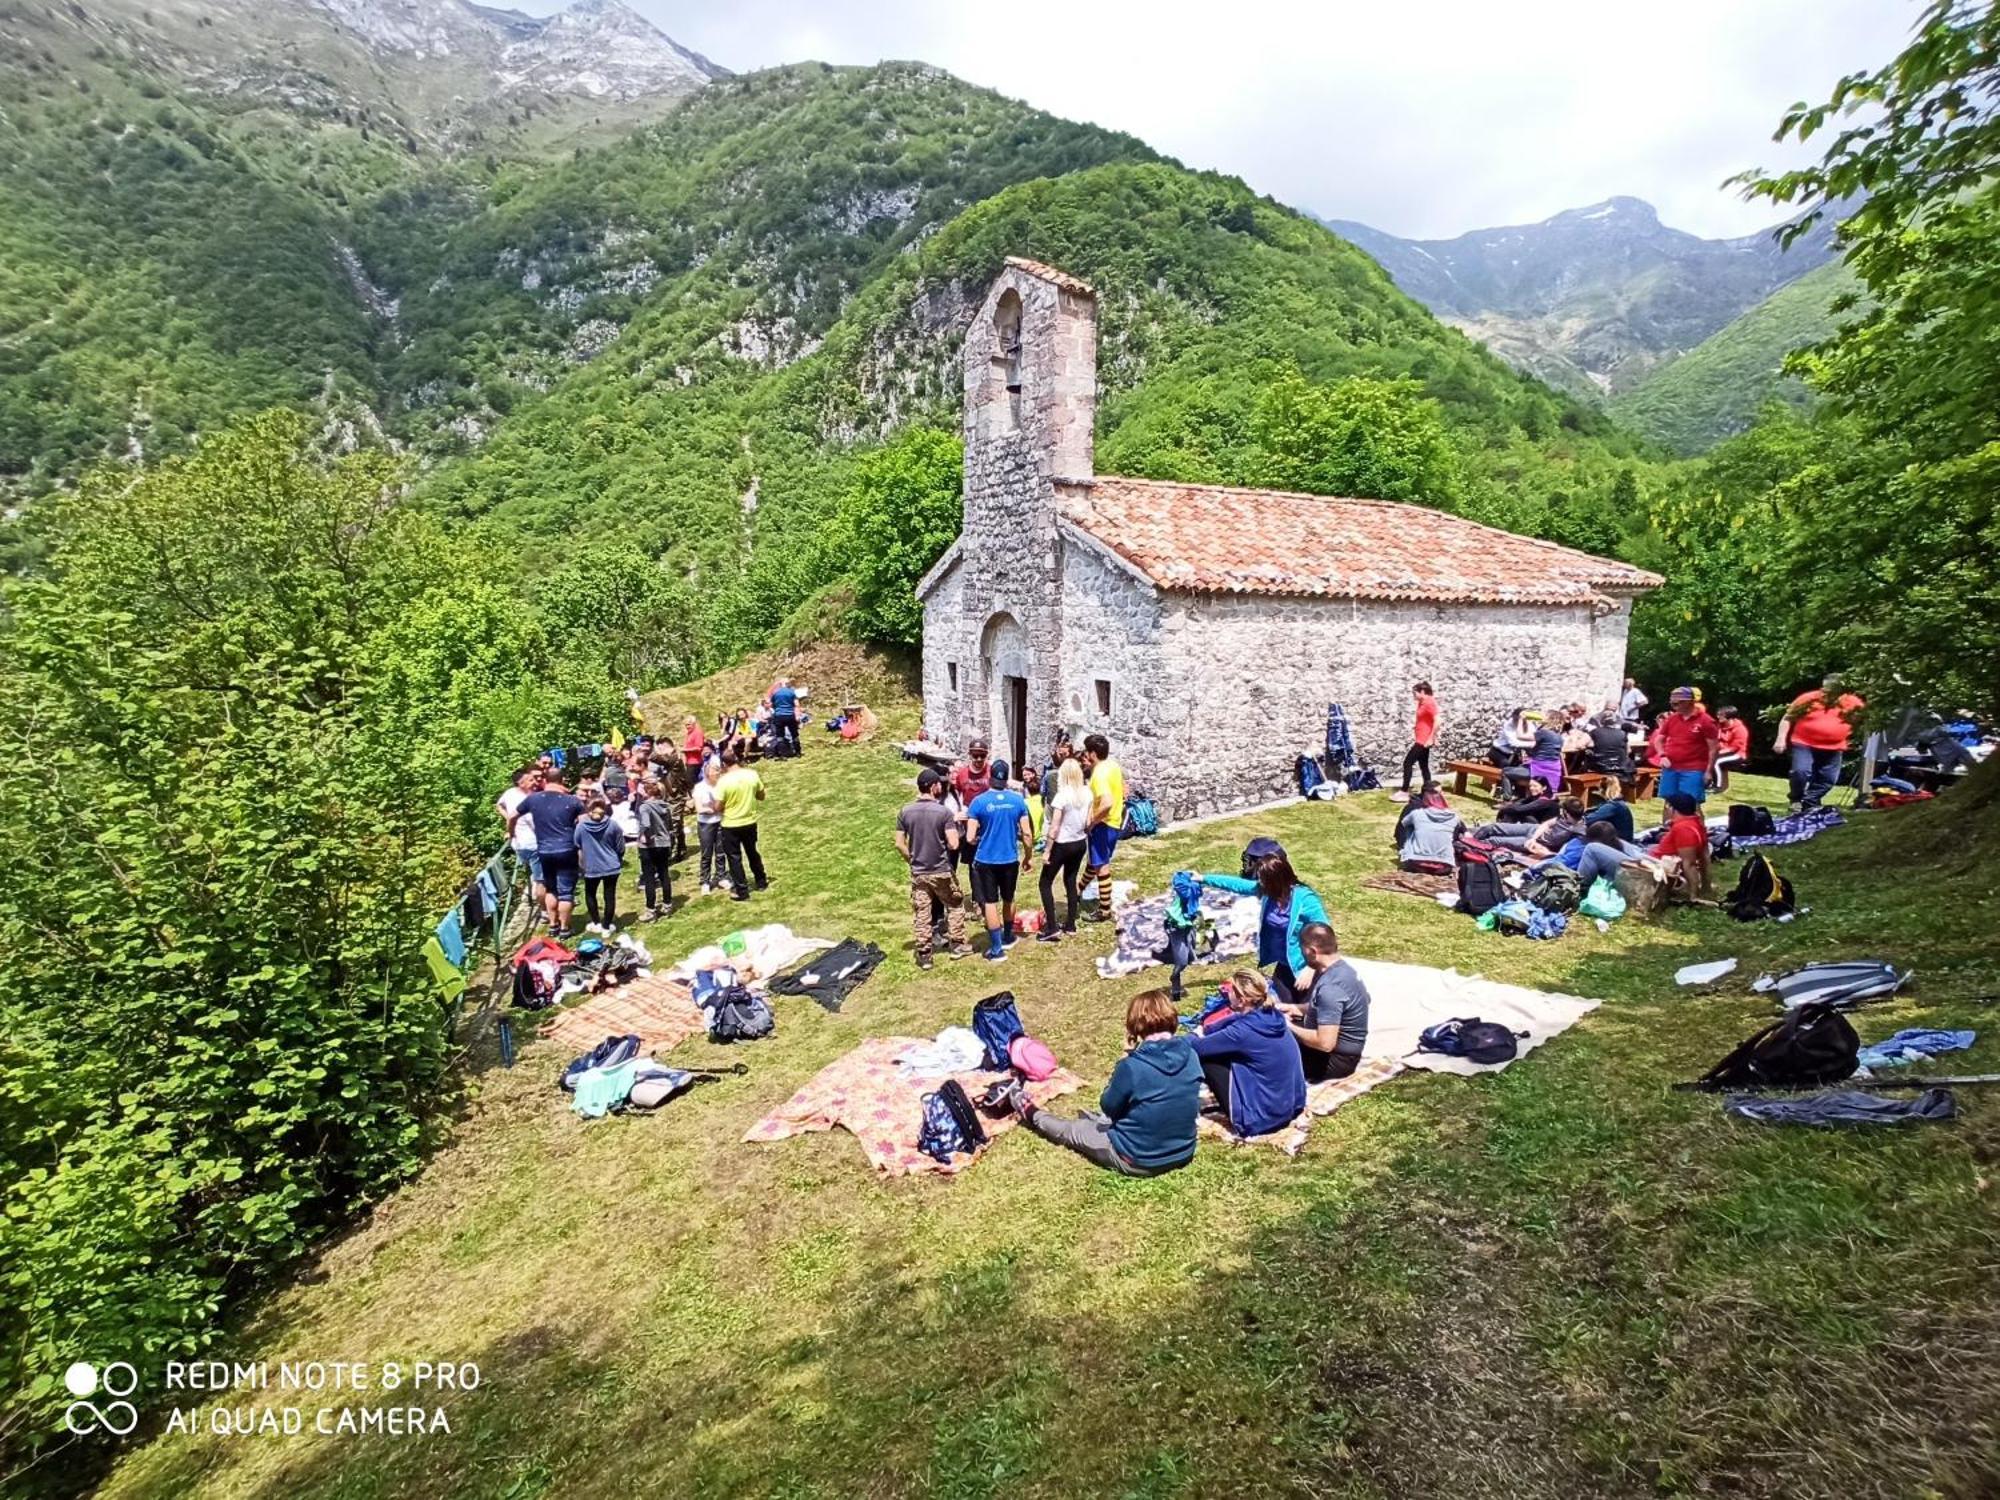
left=1774, top=675, right=1866, bottom=812
left=1649, top=686, right=1720, bottom=807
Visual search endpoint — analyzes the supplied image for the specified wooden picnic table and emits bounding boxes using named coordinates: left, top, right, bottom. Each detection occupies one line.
left=1443, top=759, right=1616, bottom=808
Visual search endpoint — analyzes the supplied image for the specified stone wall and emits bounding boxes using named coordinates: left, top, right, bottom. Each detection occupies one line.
left=1053, top=534, right=1168, bottom=779
left=1149, top=593, right=1613, bottom=820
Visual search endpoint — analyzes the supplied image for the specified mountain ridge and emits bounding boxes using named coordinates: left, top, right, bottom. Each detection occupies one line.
left=1321, top=196, right=1838, bottom=401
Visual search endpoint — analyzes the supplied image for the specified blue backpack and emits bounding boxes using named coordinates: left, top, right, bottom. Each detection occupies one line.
left=1123, top=796, right=1159, bottom=836
left=1296, top=755, right=1326, bottom=797
left=970, top=992, right=1025, bottom=1071
left=560, top=1033, right=641, bottom=1092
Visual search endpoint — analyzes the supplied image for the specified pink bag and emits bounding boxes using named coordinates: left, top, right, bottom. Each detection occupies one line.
left=1008, top=1035, right=1057, bottom=1081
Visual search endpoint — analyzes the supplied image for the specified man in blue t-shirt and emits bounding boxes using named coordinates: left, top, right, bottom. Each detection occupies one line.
left=964, top=760, right=1034, bottom=962
left=518, top=772, right=586, bottom=937
left=768, top=676, right=802, bottom=759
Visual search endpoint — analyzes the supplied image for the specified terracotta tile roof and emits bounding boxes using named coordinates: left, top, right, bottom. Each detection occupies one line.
left=1059, top=476, right=1663, bottom=606
left=1004, top=256, right=1096, bottom=297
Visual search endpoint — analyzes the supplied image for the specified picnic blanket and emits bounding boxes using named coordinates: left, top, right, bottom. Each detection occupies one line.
left=1200, top=960, right=1600, bottom=1153
left=539, top=973, right=706, bottom=1055
left=668, top=924, right=831, bottom=985
left=742, top=1037, right=1084, bottom=1177
left=1362, top=870, right=1459, bottom=901
left=1096, top=890, right=1260, bottom=980
left=1734, top=806, right=1845, bottom=847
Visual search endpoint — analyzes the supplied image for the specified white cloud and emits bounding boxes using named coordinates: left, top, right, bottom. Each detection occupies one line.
left=599, top=0, right=1915, bottom=239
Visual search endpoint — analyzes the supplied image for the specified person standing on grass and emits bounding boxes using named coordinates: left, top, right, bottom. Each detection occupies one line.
left=1037, top=757, right=1093, bottom=941
left=1620, top=677, right=1649, bottom=725
left=964, top=760, right=1034, bottom=963
left=1000, top=989, right=1199, bottom=1177
left=1080, top=733, right=1126, bottom=920
left=769, top=676, right=803, bottom=759
left=1774, top=675, right=1866, bottom=812
left=576, top=796, right=627, bottom=932
left=1190, top=969, right=1307, bottom=1139
left=715, top=748, right=768, bottom=902
left=498, top=766, right=545, bottom=910
left=896, top=769, right=970, bottom=970
left=950, top=738, right=994, bottom=910
left=1019, top=764, right=1046, bottom=850
left=1279, top=923, right=1371, bottom=1083
left=1650, top=686, right=1721, bottom=807
left=1398, top=681, right=1440, bottom=799
left=692, top=755, right=726, bottom=894
left=682, top=714, right=708, bottom=768
left=632, top=780, right=676, bottom=922
left=518, top=770, right=585, bottom=938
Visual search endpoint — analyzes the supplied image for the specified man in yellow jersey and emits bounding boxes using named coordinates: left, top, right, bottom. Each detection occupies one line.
left=1079, top=733, right=1125, bottom=921
left=715, top=747, right=768, bottom=902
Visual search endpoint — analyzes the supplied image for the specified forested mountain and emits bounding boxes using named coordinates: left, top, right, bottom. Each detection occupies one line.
left=1606, top=259, right=1863, bottom=453
left=1324, top=196, right=1837, bottom=402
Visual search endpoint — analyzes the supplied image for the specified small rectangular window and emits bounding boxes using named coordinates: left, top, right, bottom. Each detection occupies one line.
left=1094, top=678, right=1112, bottom=715
left=947, top=662, right=959, bottom=691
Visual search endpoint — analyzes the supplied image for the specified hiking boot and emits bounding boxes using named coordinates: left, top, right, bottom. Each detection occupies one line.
left=916, top=952, right=935, bottom=970
left=946, top=944, right=973, bottom=961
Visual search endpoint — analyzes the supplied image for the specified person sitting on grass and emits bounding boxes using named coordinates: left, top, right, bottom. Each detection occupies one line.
left=1653, top=791, right=1715, bottom=900
left=1493, top=775, right=1557, bottom=825
left=1280, top=923, right=1371, bottom=1083
left=1475, top=797, right=1585, bottom=859
left=1190, top=849, right=1330, bottom=1001
left=1002, top=989, right=1199, bottom=1177
left=1191, top=969, right=1306, bottom=1138
left=1394, top=783, right=1464, bottom=874
left=1713, top=706, right=1752, bottom=792
left=1569, top=821, right=1647, bottom=890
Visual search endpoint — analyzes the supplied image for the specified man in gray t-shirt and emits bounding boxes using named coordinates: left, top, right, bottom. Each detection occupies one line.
left=895, top=769, right=968, bottom=968
left=1281, top=922, right=1370, bottom=1082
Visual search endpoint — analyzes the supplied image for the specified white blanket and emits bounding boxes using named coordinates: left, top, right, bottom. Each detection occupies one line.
left=1344, top=957, right=1601, bottom=1075
left=668, top=925, right=832, bottom=985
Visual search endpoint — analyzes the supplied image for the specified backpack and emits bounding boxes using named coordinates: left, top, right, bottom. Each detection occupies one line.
left=1296, top=754, right=1327, bottom=798
left=708, top=986, right=775, bottom=1043
left=1123, top=796, right=1160, bottom=836
left=1418, top=1018, right=1526, bottom=1065
left=1008, top=1035, right=1058, bottom=1081
left=916, top=1078, right=989, bottom=1163
left=1454, top=837, right=1506, bottom=917
left=1725, top=852, right=1795, bottom=922
left=1520, top=866, right=1582, bottom=915
left=1727, top=803, right=1777, bottom=839
left=1684, top=1002, right=1859, bottom=1092
left=1753, top=961, right=1910, bottom=1011
left=560, top=1033, right=641, bottom=1092
left=1345, top=766, right=1381, bottom=792
left=970, top=992, right=1026, bottom=1071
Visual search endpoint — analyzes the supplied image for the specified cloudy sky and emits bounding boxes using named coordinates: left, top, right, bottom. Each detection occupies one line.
left=595, top=0, right=1912, bottom=239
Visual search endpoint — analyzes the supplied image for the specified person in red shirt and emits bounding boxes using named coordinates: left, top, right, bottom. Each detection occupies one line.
left=1654, top=791, right=1714, bottom=899
left=1649, top=686, right=1721, bottom=806
left=949, top=739, right=994, bottom=905
left=1774, top=675, right=1866, bottom=812
left=1713, top=706, right=1752, bottom=791
left=1398, top=681, right=1441, bottom=798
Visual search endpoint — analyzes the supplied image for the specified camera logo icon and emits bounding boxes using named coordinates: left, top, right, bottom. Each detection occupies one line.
left=63, top=1362, right=140, bottom=1436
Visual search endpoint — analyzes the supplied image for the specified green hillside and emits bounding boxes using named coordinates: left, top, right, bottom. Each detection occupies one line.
left=1609, top=260, right=1864, bottom=453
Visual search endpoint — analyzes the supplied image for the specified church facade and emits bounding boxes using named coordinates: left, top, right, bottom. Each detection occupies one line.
left=916, top=258, right=1663, bottom=821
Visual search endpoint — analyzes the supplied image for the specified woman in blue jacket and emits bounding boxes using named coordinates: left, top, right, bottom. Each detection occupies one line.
left=1191, top=970, right=1307, bottom=1137
left=1004, top=989, right=1199, bottom=1176
left=1191, top=850, right=1329, bottom=1000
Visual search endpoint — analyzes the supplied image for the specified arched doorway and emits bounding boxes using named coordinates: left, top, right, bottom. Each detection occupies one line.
left=980, top=611, right=1030, bottom=772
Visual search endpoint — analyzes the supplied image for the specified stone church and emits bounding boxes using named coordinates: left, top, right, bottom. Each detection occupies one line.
left=916, top=258, right=1663, bottom=821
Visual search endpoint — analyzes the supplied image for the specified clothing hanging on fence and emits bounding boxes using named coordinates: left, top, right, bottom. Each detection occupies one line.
left=435, top=910, right=467, bottom=968
left=1325, top=703, right=1356, bottom=769
left=478, top=868, right=501, bottom=913
left=462, top=883, right=488, bottom=933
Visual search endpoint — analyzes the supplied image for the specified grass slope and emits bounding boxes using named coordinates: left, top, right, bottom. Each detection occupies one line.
left=97, top=663, right=1999, bottom=1499
left=1610, top=261, right=1865, bottom=455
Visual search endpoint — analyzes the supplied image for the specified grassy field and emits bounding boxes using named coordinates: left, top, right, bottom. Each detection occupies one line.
left=100, top=656, right=1999, bottom=1499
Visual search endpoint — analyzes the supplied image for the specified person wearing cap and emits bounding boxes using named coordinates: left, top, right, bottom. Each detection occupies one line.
left=1649, top=687, right=1721, bottom=806
left=1774, top=674, right=1866, bottom=812
left=950, top=738, right=994, bottom=910
left=895, top=769, right=970, bottom=969
left=964, top=759, right=1034, bottom=962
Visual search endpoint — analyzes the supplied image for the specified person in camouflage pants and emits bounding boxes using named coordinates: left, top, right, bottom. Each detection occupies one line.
left=895, top=769, right=971, bottom=969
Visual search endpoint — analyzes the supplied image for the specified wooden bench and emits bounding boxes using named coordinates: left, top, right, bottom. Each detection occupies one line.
left=1443, top=759, right=1616, bottom=808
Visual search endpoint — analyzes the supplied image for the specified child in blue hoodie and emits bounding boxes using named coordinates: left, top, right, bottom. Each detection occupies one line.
left=1191, top=970, right=1307, bottom=1138
left=1006, top=990, right=1199, bottom=1176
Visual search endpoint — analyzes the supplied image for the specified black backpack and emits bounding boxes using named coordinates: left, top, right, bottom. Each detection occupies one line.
left=1727, top=803, right=1776, bottom=839
left=1684, top=1002, right=1858, bottom=1092
left=708, top=986, right=775, bottom=1043
left=1418, top=1018, right=1525, bottom=1065
left=1726, top=852, right=1796, bottom=922
left=1455, top=837, right=1505, bottom=917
